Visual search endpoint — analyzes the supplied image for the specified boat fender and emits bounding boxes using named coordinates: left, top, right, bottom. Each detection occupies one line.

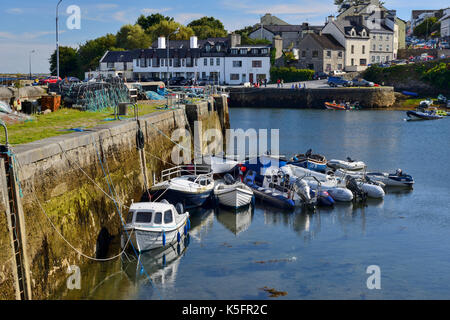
left=177, top=231, right=181, bottom=243
left=162, top=254, right=166, bottom=267
left=187, top=218, right=191, bottom=231
left=136, top=128, right=145, bottom=150
left=162, top=231, right=166, bottom=247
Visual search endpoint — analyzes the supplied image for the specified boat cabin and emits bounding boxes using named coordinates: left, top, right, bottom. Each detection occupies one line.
left=126, top=203, right=181, bottom=227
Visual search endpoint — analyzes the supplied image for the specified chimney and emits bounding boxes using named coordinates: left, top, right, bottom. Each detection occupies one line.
left=327, top=15, right=335, bottom=24
left=229, top=33, right=241, bottom=47
left=190, top=36, right=198, bottom=49
left=158, top=37, right=166, bottom=49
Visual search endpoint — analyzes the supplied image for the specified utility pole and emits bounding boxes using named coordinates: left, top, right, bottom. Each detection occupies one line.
left=29, top=50, right=35, bottom=80
left=56, top=0, right=63, bottom=78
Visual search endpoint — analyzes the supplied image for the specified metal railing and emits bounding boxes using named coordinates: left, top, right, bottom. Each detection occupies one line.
left=160, top=164, right=213, bottom=183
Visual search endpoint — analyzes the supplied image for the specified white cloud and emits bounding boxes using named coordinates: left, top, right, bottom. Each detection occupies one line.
left=6, top=8, right=23, bottom=14
left=141, top=8, right=172, bottom=15
left=112, top=11, right=131, bottom=23
left=174, top=13, right=204, bottom=25
left=96, top=4, right=119, bottom=10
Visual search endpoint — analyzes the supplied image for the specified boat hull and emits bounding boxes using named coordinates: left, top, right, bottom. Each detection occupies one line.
left=291, top=160, right=327, bottom=172
left=215, top=187, right=254, bottom=209
left=406, top=110, right=443, bottom=120
left=148, top=189, right=212, bottom=209
left=327, top=159, right=366, bottom=171
left=247, top=183, right=295, bottom=210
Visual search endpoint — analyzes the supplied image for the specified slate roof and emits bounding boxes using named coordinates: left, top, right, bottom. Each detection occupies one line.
left=333, top=19, right=370, bottom=38
left=100, top=50, right=140, bottom=63
left=307, top=33, right=344, bottom=50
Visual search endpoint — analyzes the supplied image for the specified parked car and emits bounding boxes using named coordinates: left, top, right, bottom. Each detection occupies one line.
left=330, top=70, right=346, bottom=76
left=351, top=78, right=374, bottom=87
left=198, top=77, right=217, bottom=86
left=39, top=76, right=62, bottom=85
left=327, top=76, right=353, bottom=87
left=168, top=76, right=187, bottom=86
left=313, top=72, right=329, bottom=80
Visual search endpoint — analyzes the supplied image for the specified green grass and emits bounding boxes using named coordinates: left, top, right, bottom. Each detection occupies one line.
left=0, top=103, right=164, bottom=146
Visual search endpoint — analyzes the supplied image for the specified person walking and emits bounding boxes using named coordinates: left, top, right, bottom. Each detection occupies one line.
left=281, top=79, right=284, bottom=88
left=264, top=78, right=267, bottom=87
left=277, top=79, right=281, bottom=88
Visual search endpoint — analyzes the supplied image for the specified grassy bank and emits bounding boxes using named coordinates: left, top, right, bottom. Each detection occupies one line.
left=0, top=102, right=164, bottom=145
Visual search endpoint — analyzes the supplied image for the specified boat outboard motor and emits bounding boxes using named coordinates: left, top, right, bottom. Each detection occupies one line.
left=347, top=157, right=354, bottom=163
left=224, top=173, right=235, bottom=185
left=294, top=179, right=312, bottom=203
left=345, top=176, right=367, bottom=201
left=305, top=149, right=312, bottom=158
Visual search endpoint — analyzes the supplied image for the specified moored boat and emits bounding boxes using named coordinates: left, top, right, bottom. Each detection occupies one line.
left=290, top=149, right=327, bottom=172
left=122, top=201, right=190, bottom=253
left=325, top=102, right=346, bottom=110
left=214, top=174, right=254, bottom=209
left=327, top=157, right=366, bottom=171
left=406, top=110, right=443, bottom=120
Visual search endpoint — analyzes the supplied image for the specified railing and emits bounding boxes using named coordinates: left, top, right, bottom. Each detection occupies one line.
left=160, top=164, right=213, bottom=184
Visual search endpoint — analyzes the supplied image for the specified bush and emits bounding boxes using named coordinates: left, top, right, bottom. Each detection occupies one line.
left=270, top=67, right=314, bottom=83
left=422, top=62, right=450, bottom=88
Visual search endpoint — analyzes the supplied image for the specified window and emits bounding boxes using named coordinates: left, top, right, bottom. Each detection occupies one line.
left=386, top=55, right=389, bottom=61
left=338, top=51, right=343, bottom=58
left=386, top=45, right=390, bottom=51
left=202, top=72, right=206, bottom=78
left=233, top=61, right=242, bottom=67
left=261, top=48, right=268, bottom=54
left=379, top=44, right=383, bottom=51
left=373, top=44, right=376, bottom=51
left=373, top=35, right=376, bottom=40
left=386, top=35, right=389, bottom=41
left=135, top=59, right=139, bottom=67
left=252, top=60, right=262, bottom=68
left=312, top=50, right=319, bottom=58
left=362, top=45, right=365, bottom=54
left=379, top=35, right=382, bottom=40
left=351, top=45, right=354, bottom=54
left=135, top=212, right=153, bottom=223
left=302, top=51, right=306, bottom=57
left=351, top=58, right=354, bottom=66
left=230, top=74, right=240, bottom=80
left=326, top=50, right=331, bottom=58
left=337, top=64, right=343, bottom=70
left=205, top=44, right=211, bottom=52
left=360, top=59, right=367, bottom=66
left=240, top=49, right=247, bottom=54
left=251, top=49, right=258, bottom=54
left=164, top=210, right=173, bottom=224
left=153, top=212, right=162, bottom=225
left=210, top=58, right=214, bottom=66
left=376, top=56, right=380, bottom=62
left=372, top=56, right=376, bottom=62
left=216, top=58, right=220, bottom=66
left=231, top=49, right=238, bottom=54
left=326, top=64, right=331, bottom=72
left=204, top=58, right=207, bottom=66
left=107, top=62, right=114, bottom=69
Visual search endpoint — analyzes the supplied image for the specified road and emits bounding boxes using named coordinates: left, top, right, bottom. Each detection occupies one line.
left=229, top=79, right=329, bottom=89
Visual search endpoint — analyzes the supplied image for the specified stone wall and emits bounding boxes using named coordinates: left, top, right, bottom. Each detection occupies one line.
left=0, top=97, right=227, bottom=300
left=228, top=87, right=396, bottom=109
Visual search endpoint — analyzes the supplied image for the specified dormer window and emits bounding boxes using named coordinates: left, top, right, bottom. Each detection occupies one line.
left=240, top=49, right=247, bottom=55
left=231, top=49, right=238, bottom=54
left=362, top=29, right=367, bottom=37
left=205, top=44, right=211, bottom=52
left=216, top=45, right=221, bottom=52
left=350, top=28, right=356, bottom=37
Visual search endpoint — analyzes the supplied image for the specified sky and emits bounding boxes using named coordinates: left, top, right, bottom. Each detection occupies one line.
left=0, top=0, right=448, bottom=74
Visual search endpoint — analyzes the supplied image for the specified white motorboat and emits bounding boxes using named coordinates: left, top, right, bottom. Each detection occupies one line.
left=149, top=165, right=215, bottom=208
left=327, top=157, right=366, bottom=171
left=122, top=201, right=190, bottom=253
left=214, top=174, right=254, bottom=209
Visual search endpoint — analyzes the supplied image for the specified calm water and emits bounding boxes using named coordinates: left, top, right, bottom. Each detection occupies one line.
left=55, top=109, right=450, bottom=300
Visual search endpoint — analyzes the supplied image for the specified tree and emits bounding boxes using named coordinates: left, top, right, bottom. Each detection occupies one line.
left=49, top=46, right=81, bottom=78
left=136, top=13, right=174, bottom=31
left=187, top=17, right=227, bottom=39
left=234, top=25, right=272, bottom=45
left=116, top=24, right=151, bottom=50
left=146, top=20, right=195, bottom=42
left=414, top=17, right=440, bottom=38
left=78, top=34, right=121, bottom=72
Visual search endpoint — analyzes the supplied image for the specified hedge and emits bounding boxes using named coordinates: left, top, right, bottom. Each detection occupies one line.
left=270, top=67, right=314, bottom=83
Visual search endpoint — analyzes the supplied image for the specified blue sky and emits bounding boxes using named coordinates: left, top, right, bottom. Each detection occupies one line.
left=0, top=0, right=447, bottom=73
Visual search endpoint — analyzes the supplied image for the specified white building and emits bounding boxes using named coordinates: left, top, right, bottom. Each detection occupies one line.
left=440, top=8, right=450, bottom=38
left=132, top=35, right=271, bottom=85
left=322, top=16, right=371, bottom=71
left=85, top=50, right=138, bottom=81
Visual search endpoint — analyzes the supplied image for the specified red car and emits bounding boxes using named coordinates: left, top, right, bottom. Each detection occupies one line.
left=39, top=76, right=62, bottom=85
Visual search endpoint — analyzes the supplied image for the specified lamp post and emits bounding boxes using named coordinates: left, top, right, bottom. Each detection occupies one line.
left=56, top=0, right=63, bottom=79
left=166, top=28, right=180, bottom=89
left=29, top=50, right=35, bottom=80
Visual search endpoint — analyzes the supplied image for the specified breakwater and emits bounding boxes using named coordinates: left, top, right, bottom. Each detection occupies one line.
left=228, top=87, right=396, bottom=109
left=0, top=95, right=228, bottom=300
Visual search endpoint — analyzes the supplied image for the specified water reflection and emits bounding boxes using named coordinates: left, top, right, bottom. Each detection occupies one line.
left=189, top=207, right=215, bottom=242
left=121, top=235, right=190, bottom=297
left=215, top=205, right=254, bottom=236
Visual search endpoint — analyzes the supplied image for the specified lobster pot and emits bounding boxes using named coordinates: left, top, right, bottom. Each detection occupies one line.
left=118, top=102, right=129, bottom=116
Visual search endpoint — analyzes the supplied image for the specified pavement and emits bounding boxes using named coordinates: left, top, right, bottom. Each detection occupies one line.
left=228, top=79, right=329, bottom=89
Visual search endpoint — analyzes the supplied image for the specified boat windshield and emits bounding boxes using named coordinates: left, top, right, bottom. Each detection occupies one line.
left=135, top=211, right=153, bottom=223
left=164, top=210, right=173, bottom=224
left=154, top=212, right=162, bottom=225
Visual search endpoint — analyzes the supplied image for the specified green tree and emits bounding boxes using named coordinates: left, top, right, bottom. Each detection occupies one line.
left=49, top=46, right=82, bottom=78
left=146, top=20, right=195, bottom=42
left=116, top=24, right=151, bottom=50
left=136, top=13, right=174, bottom=30
left=187, top=17, right=227, bottom=39
left=413, top=17, right=440, bottom=38
left=78, top=34, right=121, bottom=72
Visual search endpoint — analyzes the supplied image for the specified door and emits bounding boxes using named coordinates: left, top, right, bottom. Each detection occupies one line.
left=249, top=73, right=254, bottom=83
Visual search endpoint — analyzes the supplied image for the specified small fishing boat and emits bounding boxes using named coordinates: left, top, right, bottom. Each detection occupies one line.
left=214, top=174, right=254, bottom=209
left=325, top=102, right=346, bottom=110
left=122, top=201, right=190, bottom=253
left=243, top=170, right=295, bottom=210
left=327, top=157, right=366, bottom=171
left=290, top=149, right=327, bottom=172
left=198, top=154, right=239, bottom=174
left=406, top=110, right=443, bottom=120
left=148, top=165, right=214, bottom=209
left=402, top=91, right=418, bottom=97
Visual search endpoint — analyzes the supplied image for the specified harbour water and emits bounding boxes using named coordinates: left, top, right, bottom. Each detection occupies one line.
left=54, top=109, right=450, bottom=300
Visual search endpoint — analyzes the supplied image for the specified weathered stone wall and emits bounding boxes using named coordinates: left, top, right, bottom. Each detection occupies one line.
left=0, top=98, right=227, bottom=300
left=228, top=87, right=396, bottom=109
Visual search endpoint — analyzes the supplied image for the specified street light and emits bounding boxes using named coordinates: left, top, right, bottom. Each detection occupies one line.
left=166, top=27, right=180, bottom=90
left=56, top=0, right=63, bottom=79
left=29, top=50, right=35, bottom=80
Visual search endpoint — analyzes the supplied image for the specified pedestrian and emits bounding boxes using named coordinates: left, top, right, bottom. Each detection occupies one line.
left=264, top=78, right=267, bottom=87
left=281, top=79, right=284, bottom=88
left=277, top=79, right=281, bottom=88
left=295, top=84, right=298, bottom=89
